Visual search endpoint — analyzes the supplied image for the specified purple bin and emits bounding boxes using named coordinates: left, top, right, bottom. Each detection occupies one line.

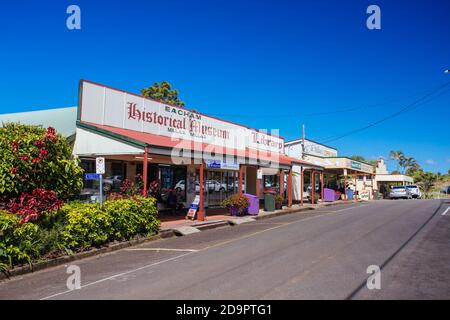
left=244, top=193, right=259, bottom=215
left=323, top=188, right=336, bottom=202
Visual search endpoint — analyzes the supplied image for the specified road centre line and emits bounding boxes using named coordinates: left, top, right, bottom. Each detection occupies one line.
left=40, top=203, right=369, bottom=300
left=441, top=206, right=450, bottom=216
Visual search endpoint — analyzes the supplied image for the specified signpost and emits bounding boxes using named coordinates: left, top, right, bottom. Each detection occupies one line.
left=96, top=157, right=105, bottom=206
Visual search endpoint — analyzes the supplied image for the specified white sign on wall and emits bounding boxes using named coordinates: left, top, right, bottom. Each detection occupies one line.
left=80, top=81, right=284, bottom=154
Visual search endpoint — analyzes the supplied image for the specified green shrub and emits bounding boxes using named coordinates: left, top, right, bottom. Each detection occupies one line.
left=60, top=197, right=159, bottom=250
left=0, top=211, right=40, bottom=269
left=60, top=203, right=113, bottom=250
left=103, top=196, right=159, bottom=240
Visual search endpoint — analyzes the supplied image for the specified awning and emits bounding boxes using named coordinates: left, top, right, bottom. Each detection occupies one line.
left=77, top=121, right=322, bottom=169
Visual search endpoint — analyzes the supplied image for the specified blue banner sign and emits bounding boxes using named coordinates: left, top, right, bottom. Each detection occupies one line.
left=84, top=173, right=100, bottom=180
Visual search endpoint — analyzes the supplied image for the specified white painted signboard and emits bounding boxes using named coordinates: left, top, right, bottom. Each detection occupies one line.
left=80, top=81, right=284, bottom=153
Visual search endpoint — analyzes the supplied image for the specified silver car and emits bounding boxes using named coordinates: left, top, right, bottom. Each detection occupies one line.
left=389, top=186, right=412, bottom=200
left=405, top=185, right=422, bottom=199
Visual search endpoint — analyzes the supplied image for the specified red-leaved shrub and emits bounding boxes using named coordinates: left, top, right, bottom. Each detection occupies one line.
left=7, top=188, right=63, bottom=223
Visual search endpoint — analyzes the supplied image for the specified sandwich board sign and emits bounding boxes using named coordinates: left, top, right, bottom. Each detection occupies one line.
left=186, top=195, right=200, bottom=220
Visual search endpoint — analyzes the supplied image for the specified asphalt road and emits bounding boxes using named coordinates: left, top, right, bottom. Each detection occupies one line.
left=1, top=199, right=449, bottom=300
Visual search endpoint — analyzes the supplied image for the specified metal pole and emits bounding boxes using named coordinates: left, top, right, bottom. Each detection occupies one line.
left=99, top=174, right=103, bottom=207
left=143, top=147, right=148, bottom=196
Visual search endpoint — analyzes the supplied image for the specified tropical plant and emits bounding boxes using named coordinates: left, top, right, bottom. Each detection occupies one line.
left=0, top=211, right=40, bottom=270
left=222, top=194, right=249, bottom=215
left=0, top=123, right=83, bottom=201
left=141, top=81, right=185, bottom=107
left=118, top=174, right=144, bottom=197
left=411, top=170, right=439, bottom=198
left=389, top=150, right=404, bottom=173
left=7, top=188, right=63, bottom=224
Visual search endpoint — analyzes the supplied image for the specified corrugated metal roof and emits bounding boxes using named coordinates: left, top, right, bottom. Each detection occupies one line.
left=0, top=107, right=77, bottom=137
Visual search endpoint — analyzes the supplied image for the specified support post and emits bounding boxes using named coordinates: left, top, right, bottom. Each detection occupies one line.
left=321, top=172, right=324, bottom=201
left=239, top=165, right=245, bottom=196
left=343, top=169, right=347, bottom=200
left=279, top=169, right=284, bottom=199
left=256, top=167, right=261, bottom=199
left=143, top=147, right=148, bottom=196
left=300, top=167, right=304, bottom=206
left=311, top=171, right=315, bottom=206
left=288, top=168, right=292, bottom=207
left=198, top=161, right=205, bottom=221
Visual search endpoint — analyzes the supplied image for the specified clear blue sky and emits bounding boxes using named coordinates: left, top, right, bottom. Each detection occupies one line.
left=1, top=0, right=449, bottom=173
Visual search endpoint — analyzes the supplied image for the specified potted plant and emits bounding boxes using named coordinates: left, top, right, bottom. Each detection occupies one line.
left=275, top=195, right=283, bottom=209
left=222, top=194, right=249, bottom=216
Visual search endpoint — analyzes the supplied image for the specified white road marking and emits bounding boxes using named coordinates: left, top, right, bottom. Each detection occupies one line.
left=441, top=206, right=450, bottom=216
left=39, top=252, right=193, bottom=300
left=334, top=205, right=367, bottom=212
left=124, top=248, right=198, bottom=252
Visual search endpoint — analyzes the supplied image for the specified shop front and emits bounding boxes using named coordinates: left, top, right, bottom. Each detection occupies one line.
left=73, top=80, right=304, bottom=220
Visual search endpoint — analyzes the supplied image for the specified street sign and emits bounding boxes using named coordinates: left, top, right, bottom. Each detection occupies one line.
left=84, top=173, right=100, bottom=180
left=96, top=157, right=105, bottom=174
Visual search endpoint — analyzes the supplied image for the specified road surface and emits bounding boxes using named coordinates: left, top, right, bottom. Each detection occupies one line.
left=1, top=199, right=449, bottom=299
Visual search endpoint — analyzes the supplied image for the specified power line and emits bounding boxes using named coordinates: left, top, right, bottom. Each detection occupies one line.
left=204, top=85, right=438, bottom=119
left=318, top=81, right=450, bottom=144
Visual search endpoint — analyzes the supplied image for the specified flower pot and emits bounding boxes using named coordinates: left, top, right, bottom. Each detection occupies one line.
left=230, top=206, right=240, bottom=216
left=229, top=206, right=249, bottom=216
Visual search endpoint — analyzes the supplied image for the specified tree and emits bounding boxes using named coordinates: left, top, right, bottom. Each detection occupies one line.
left=403, top=157, right=420, bottom=175
left=411, top=170, right=439, bottom=198
left=350, top=155, right=366, bottom=162
left=350, top=155, right=377, bottom=167
left=0, top=123, right=84, bottom=201
left=389, top=150, right=404, bottom=173
left=141, top=81, right=185, bottom=107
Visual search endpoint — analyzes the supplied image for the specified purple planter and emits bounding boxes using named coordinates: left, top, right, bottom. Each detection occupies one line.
left=229, top=206, right=248, bottom=216
left=324, top=188, right=336, bottom=202
left=244, top=193, right=259, bottom=215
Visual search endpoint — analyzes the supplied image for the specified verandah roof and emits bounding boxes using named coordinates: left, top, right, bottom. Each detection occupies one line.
left=77, top=120, right=322, bottom=169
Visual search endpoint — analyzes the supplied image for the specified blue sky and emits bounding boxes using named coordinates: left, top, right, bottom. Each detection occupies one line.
left=1, top=0, right=449, bottom=173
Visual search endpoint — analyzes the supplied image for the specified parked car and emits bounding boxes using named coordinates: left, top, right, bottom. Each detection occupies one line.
left=389, top=186, right=412, bottom=199
left=227, top=181, right=245, bottom=192
left=206, top=180, right=227, bottom=192
left=102, top=175, right=123, bottom=192
left=175, top=180, right=200, bottom=192
left=405, top=185, right=422, bottom=199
